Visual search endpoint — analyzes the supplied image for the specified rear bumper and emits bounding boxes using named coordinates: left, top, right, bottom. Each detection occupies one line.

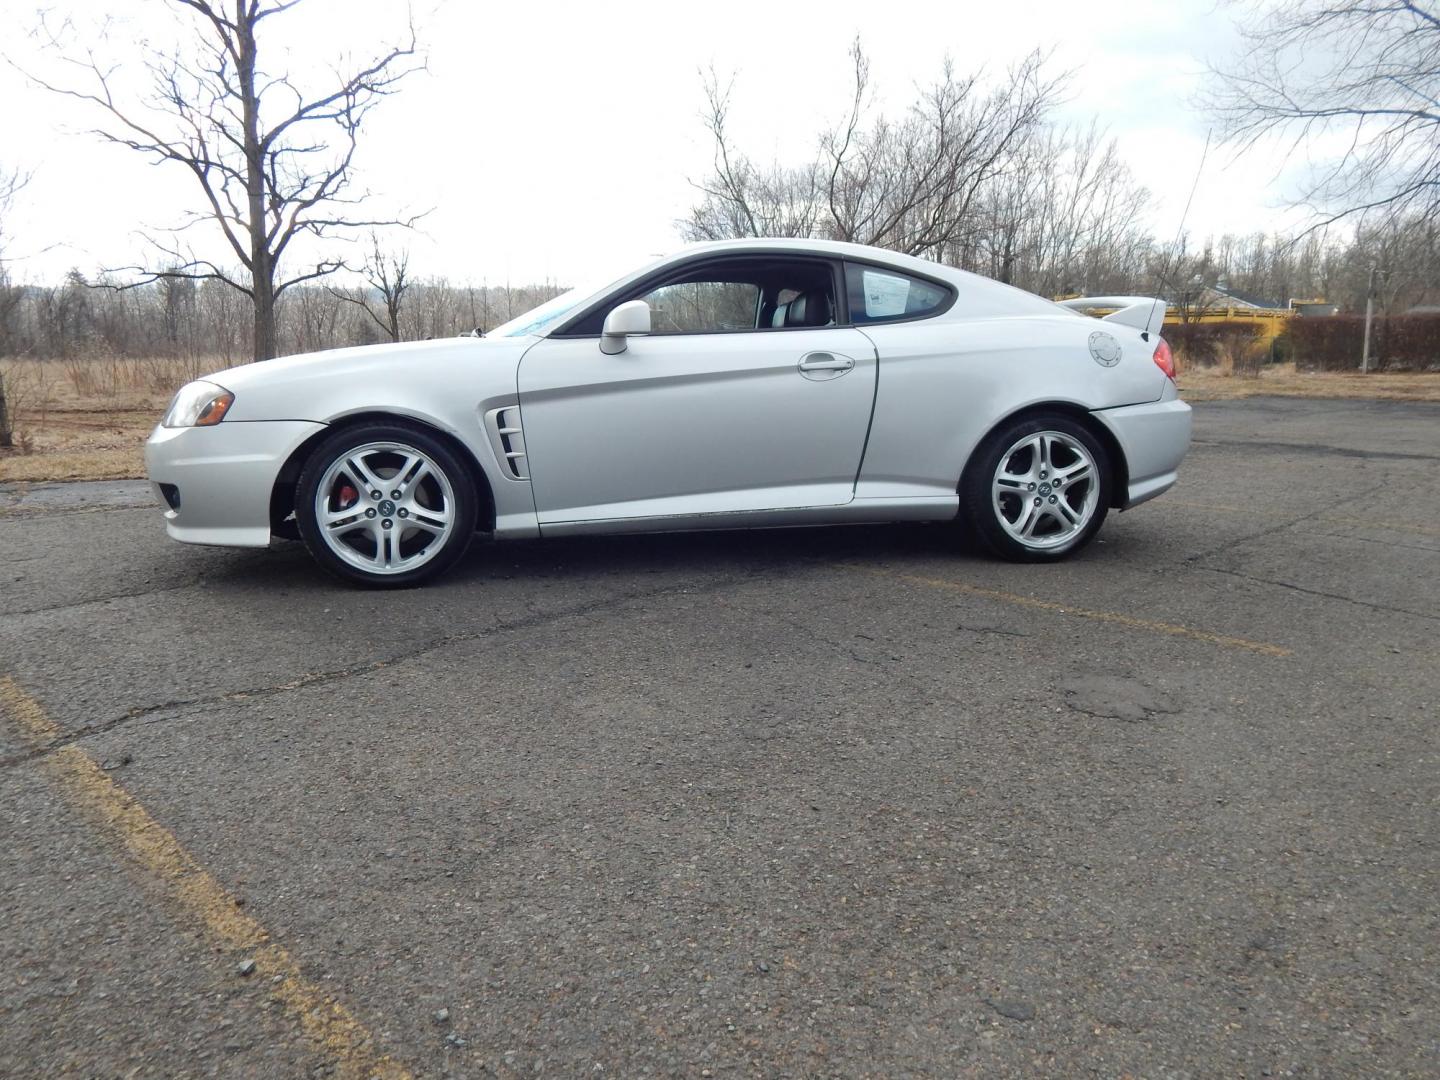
left=144, top=420, right=326, bottom=547
left=1092, top=395, right=1192, bottom=510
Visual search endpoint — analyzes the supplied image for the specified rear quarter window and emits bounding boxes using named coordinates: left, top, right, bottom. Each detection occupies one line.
left=845, top=263, right=951, bottom=324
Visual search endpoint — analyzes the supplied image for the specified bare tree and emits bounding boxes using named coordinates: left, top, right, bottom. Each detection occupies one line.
left=329, top=234, right=412, bottom=342
left=1330, top=213, right=1440, bottom=312
left=1206, top=0, right=1440, bottom=229
left=685, top=67, right=826, bottom=241
left=26, top=1, right=423, bottom=361
left=283, top=283, right=344, bottom=355
left=970, top=123, right=1152, bottom=295
left=685, top=41, right=1064, bottom=259
left=0, top=165, right=30, bottom=357
left=0, top=169, right=22, bottom=445
left=0, top=165, right=26, bottom=262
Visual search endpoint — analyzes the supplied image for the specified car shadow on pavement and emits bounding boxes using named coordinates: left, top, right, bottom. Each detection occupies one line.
left=192, top=514, right=1141, bottom=595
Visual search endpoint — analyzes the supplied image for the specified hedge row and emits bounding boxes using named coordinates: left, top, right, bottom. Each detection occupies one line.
left=1285, top=314, right=1440, bottom=372
left=1165, top=322, right=1267, bottom=374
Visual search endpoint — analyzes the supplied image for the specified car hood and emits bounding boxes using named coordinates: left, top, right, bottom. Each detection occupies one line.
left=214, top=335, right=533, bottom=424
left=211, top=336, right=527, bottom=393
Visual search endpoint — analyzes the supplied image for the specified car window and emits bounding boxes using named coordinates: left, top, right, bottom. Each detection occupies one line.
left=845, top=263, right=950, bottom=324
left=552, top=256, right=840, bottom=337
left=642, top=280, right=761, bottom=334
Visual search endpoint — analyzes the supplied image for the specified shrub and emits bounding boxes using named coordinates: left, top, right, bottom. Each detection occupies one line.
left=1270, top=330, right=1294, bottom=366
left=1289, top=314, right=1440, bottom=371
left=1166, top=321, right=1267, bottom=375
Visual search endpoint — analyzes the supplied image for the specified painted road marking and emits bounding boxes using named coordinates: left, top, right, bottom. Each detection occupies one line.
left=859, top=569, right=1293, bottom=657
left=0, top=676, right=411, bottom=1080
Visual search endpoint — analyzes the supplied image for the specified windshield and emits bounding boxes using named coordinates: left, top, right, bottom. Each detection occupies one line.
left=487, top=286, right=591, bottom=338
left=487, top=260, right=649, bottom=338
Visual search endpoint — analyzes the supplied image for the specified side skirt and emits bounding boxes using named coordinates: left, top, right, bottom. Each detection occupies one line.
left=535, top=496, right=959, bottom=538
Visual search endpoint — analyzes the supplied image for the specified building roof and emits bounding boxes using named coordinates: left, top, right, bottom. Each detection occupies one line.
left=1210, top=284, right=1285, bottom=310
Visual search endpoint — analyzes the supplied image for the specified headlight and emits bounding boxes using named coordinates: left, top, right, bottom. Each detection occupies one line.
left=163, top=381, right=235, bottom=428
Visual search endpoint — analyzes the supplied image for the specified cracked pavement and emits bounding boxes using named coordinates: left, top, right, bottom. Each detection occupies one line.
left=2, top=397, right=1437, bottom=1077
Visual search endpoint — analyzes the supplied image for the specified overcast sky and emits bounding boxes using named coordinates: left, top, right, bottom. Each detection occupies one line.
left=0, top=0, right=1312, bottom=287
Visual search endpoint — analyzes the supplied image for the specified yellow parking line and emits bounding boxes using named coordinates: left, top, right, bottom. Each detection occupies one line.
left=857, top=569, right=1292, bottom=657
left=0, top=676, right=411, bottom=1080
left=1170, top=499, right=1440, bottom=537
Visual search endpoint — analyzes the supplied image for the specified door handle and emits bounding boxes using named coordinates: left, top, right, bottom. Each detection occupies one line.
left=797, top=353, right=855, bottom=372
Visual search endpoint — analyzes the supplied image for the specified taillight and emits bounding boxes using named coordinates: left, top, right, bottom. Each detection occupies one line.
left=1152, top=337, right=1176, bottom=381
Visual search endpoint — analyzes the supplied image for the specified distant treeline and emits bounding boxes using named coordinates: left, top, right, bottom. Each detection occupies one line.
left=0, top=276, right=564, bottom=363
left=0, top=217, right=1436, bottom=364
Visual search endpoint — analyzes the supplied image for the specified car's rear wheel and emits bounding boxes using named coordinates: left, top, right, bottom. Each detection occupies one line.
left=295, top=422, right=477, bottom=587
left=962, top=413, right=1111, bottom=561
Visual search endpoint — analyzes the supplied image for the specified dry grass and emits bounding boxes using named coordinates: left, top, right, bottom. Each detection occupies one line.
left=0, top=356, right=213, bottom=483
left=1178, top=361, right=1440, bottom=402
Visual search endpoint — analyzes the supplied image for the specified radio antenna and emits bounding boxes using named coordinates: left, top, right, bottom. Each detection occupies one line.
left=1146, top=128, right=1212, bottom=340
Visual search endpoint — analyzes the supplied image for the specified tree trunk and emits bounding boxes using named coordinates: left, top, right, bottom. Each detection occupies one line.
left=0, top=372, right=12, bottom=449
left=253, top=280, right=277, bottom=362
left=236, top=2, right=275, bottom=362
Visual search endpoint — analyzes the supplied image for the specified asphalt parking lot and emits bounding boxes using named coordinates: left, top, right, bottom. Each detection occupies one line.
left=2, top=396, right=1437, bottom=1078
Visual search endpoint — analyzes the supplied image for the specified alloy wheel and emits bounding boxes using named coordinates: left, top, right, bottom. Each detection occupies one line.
left=312, top=441, right=456, bottom=576
left=991, top=430, right=1100, bottom=550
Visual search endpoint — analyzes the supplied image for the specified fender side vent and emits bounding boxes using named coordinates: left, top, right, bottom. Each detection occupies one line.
left=485, top=405, right=529, bottom=480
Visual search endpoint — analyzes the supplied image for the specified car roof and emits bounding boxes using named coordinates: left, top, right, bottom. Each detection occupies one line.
left=673, top=237, right=949, bottom=275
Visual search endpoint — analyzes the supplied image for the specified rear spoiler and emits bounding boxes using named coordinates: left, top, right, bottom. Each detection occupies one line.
left=1057, top=296, right=1168, bottom=338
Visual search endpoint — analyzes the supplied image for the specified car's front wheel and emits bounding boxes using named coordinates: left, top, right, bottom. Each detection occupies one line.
left=962, top=414, right=1112, bottom=561
left=295, top=422, right=478, bottom=587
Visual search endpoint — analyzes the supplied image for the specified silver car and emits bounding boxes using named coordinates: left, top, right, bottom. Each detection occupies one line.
left=145, top=239, right=1191, bottom=587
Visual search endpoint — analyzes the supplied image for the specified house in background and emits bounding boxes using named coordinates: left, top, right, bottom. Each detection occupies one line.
left=1207, top=282, right=1284, bottom=311
left=1206, top=282, right=1337, bottom=318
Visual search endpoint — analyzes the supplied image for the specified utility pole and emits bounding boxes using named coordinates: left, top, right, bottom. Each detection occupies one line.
left=1361, top=265, right=1377, bottom=373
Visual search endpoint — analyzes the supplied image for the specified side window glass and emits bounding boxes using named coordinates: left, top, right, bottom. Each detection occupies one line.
left=845, top=263, right=949, bottom=324
left=641, top=280, right=760, bottom=333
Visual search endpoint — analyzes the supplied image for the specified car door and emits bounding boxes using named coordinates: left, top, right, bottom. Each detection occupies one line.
left=516, top=259, right=877, bottom=525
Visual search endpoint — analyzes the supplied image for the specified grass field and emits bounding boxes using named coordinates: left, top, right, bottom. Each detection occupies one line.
left=0, top=357, right=207, bottom=483
left=2, top=355, right=1438, bottom=485
left=1178, top=362, right=1440, bottom=401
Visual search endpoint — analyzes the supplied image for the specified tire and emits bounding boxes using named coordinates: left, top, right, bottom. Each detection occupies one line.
left=295, top=421, right=478, bottom=587
left=961, top=412, right=1112, bottom=562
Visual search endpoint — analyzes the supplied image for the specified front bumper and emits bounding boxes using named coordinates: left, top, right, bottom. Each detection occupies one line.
left=144, top=420, right=326, bottom=547
left=1092, top=394, right=1192, bottom=509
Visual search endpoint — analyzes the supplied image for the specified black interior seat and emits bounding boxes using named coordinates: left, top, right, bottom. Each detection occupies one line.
left=771, top=291, right=833, bottom=328
left=784, top=291, right=832, bottom=327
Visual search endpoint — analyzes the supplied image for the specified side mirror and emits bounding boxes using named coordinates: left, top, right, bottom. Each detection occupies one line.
left=600, top=300, right=651, bottom=355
